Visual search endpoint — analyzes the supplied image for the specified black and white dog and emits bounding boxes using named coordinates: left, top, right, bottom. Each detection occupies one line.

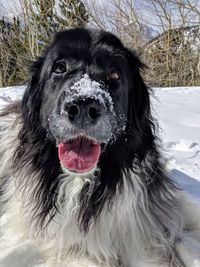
left=0, top=28, right=200, bottom=267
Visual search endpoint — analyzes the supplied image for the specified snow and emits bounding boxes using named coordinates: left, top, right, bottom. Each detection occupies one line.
left=0, top=85, right=200, bottom=266
left=64, top=74, right=114, bottom=112
left=0, top=86, right=25, bottom=107
left=151, top=87, right=200, bottom=200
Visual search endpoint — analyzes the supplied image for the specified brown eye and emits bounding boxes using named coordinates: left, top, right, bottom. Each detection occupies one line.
left=53, top=62, right=66, bottom=74
left=107, top=70, right=120, bottom=81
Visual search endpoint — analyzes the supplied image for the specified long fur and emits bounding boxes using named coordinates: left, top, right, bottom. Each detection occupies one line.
left=0, top=28, right=200, bottom=267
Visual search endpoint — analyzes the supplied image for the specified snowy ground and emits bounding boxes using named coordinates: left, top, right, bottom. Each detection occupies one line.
left=0, top=85, right=200, bottom=266
left=152, top=87, right=200, bottom=199
left=0, top=86, right=25, bottom=106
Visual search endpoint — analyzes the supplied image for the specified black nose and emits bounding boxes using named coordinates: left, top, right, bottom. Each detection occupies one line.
left=62, top=100, right=102, bottom=126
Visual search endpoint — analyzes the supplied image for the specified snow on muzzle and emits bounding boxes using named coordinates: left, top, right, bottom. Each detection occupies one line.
left=62, top=74, right=114, bottom=114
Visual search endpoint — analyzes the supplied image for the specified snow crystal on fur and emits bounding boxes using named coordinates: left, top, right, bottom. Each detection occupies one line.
left=64, top=74, right=114, bottom=112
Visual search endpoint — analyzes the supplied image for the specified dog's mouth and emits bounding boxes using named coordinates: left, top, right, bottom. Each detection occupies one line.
left=58, top=136, right=102, bottom=173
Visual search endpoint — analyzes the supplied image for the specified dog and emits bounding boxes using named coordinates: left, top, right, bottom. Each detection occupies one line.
left=0, top=28, right=200, bottom=267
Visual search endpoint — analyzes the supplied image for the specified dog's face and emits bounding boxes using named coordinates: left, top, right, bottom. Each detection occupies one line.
left=16, top=28, right=154, bottom=229
left=25, top=28, right=146, bottom=175
left=39, top=30, right=127, bottom=174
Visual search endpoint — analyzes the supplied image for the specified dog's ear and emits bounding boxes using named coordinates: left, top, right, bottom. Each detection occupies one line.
left=124, top=49, right=156, bottom=159
left=20, top=56, right=46, bottom=143
left=125, top=49, right=150, bottom=120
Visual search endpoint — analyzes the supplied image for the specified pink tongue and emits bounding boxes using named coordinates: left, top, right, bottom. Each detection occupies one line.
left=58, top=138, right=101, bottom=173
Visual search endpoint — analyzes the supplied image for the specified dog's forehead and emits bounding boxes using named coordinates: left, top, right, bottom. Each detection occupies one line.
left=50, top=29, right=124, bottom=62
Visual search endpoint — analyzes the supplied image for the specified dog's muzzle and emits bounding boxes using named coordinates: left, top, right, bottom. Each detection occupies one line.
left=54, top=74, right=115, bottom=174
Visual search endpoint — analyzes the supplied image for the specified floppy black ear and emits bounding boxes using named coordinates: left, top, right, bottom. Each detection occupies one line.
left=20, top=56, right=46, bottom=144
left=14, top=56, right=61, bottom=229
left=124, top=49, right=156, bottom=160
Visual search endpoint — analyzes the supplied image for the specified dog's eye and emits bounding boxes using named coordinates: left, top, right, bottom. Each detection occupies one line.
left=53, top=62, right=66, bottom=74
left=107, top=70, right=120, bottom=81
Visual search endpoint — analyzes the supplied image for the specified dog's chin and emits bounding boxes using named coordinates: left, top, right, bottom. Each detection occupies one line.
left=61, top=163, right=98, bottom=177
left=57, top=135, right=105, bottom=176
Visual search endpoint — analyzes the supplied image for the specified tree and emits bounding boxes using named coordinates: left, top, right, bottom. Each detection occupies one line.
left=0, top=16, right=26, bottom=86
left=56, top=0, right=89, bottom=28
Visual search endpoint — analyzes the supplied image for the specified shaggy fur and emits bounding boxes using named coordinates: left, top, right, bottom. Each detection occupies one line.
left=0, top=28, right=200, bottom=267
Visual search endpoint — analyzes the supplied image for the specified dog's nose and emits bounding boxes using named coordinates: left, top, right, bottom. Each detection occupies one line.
left=63, top=100, right=102, bottom=126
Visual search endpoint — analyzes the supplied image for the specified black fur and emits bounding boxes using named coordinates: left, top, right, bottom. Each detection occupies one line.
left=10, top=28, right=179, bottom=232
